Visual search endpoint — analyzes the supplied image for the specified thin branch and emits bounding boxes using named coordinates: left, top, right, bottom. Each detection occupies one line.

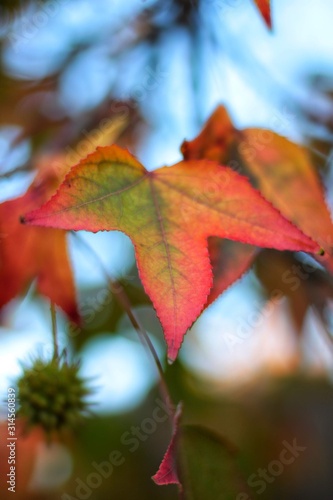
left=50, top=302, right=59, bottom=361
left=0, top=163, right=32, bottom=180
left=71, top=232, right=175, bottom=416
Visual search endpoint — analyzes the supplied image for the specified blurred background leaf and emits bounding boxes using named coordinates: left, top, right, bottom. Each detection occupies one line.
left=1, top=0, right=333, bottom=499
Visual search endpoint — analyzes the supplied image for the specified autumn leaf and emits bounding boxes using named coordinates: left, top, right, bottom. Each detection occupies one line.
left=181, top=105, right=237, bottom=165
left=183, top=105, right=333, bottom=332
left=240, top=128, right=333, bottom=271
left=152, top=403, right=182, bottom=487
left=256, top=249, right=333, bottom=340
left=23, top=146, right=320, bottom=361
left=0, top=156, right=78, bottom=321
left=153, top=408, right=248, bottom=499
left=253, top=0, right=272, bottom=29
left=182, top=108, right=257, bottom=305
left=0, top=420, right=45, bottom=496
left=207, top=239, right=257, bottom=307
left=184, top=105, right=333, bottom=272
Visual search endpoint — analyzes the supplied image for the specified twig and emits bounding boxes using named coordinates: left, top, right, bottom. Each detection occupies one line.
left=71, top=232, right=175, bottom=416
left=0, top=163, right=32, bottom=179
left=50, top=302, right=59, bottom=361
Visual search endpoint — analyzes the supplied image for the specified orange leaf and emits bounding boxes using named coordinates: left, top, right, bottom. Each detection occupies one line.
left=24, top=146, right=319, bottom=361
left=240, top=129, right=333, bottom=270
left=0, top=157, right=78, bottom=321
left=181, top=105, right=237, bottom=164
left=253, top=0, right=272, bottom=29
left=153, top=413, right=246, bottom=497
left=184, top=105, right=333, bottom=272
left=182, top=107, right=257, bottom=304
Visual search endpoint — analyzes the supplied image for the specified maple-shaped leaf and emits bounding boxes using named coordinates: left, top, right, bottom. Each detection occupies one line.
left=24, top=146, right=320, bottom=361
left=253, top=0, right=272, bottom=29
left=0, top=156, right=78, bottom=321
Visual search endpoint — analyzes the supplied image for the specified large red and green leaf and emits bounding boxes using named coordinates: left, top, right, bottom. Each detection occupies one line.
left=0, top=157, right=78, bottom=321
left=24, top=146, right=319, bottom=360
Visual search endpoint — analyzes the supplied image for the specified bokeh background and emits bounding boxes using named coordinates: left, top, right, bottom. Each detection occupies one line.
left=1, top=0, right=333, bottom=498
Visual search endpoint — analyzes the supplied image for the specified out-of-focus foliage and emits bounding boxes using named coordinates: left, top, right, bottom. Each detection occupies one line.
left=1, top=1, right=333, bottom=499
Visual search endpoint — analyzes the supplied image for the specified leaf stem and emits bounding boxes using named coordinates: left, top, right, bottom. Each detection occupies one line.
left=0, top=162, right=31, bottom=179
left=110, top=279, right=174, bottom=413
left=50, top=302, right=59, bottom=361
left=72, top=233, right=175, bottom=416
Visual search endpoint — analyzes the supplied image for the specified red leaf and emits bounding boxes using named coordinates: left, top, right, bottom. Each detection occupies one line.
left=182, top=108, right=257, bottom=305
left=207, top=238, right=257, bottom=307
left=152, top=404, right=182, bottom=487
left=181, top=105, right=237, bottom=164
left=184, top=105, right=333, bottom=274
left=0, top=157, right=78, bottom=321
left=253, top=0, right=272, bottom=29
left=24, top=146, right=319, bottom=361
left=240, top=128, right=333, bottom=270
left=153, top=411, right=248, bottom=498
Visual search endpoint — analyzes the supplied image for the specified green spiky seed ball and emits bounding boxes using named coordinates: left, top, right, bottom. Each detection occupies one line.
left=17, top=358, right=92, bottom=434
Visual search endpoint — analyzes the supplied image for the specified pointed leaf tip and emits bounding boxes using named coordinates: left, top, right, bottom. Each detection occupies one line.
left=152, top=404, right=182, bottom=487
left=184, top=106, right=333, bottom=277
left=253, top=0, right=272, bottom=29
left=154, top=410, right=249, bottom=497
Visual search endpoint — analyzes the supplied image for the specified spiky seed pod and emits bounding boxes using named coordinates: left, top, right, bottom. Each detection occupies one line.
left=17, top=357, right=92, bottom=435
